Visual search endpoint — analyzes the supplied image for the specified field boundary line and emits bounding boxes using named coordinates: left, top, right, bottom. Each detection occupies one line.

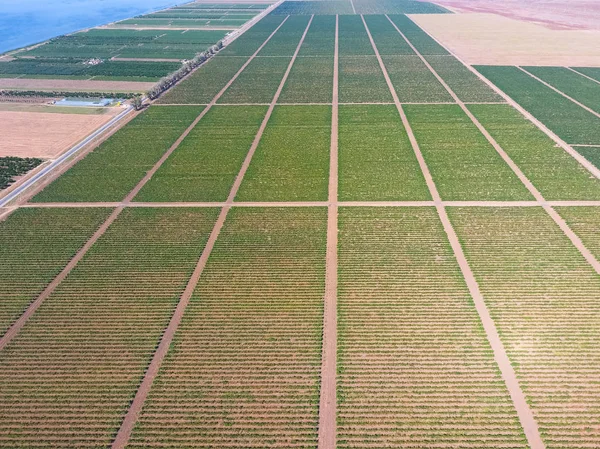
left=318, top=14, right=338, bottom=449
left=110, top=16, right=316, bottom=449
left=388, top=15, right=600, bottom=278
left=0, top=17, right=291, bottom=350
left=517, top=66, right=600, bottom=120
left=366, top=15, right=546, bottom=449
left=403, top=18, right=600, bottom=181
left=565, top=67, right=600, bottom=87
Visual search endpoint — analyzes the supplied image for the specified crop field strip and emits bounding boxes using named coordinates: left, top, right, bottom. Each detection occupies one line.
left=126, top=207, right=327, bottom=448
left=361, top=13, right=546, bottom=449
left=110, top=14, right=320, bottom=448
left=337, top=207, right=527, bottom=448
left=0, top=207, right=219, bottom=449
left=449, top=207, right=600, bottom=449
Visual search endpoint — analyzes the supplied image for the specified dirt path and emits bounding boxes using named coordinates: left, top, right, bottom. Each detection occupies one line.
left=318, top=14, right=338, bottom=449
left=517, top=66, right=600, bottom=120
left=0, top=17, right=291, bottom=352
left=110, top=15, right=315, bottom=449
left=392, top=15, right=600, bottom=278
left=364, top=14, right=546, bottom=449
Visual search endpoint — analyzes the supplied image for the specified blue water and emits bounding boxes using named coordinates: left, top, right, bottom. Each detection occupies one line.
left=0, top=0, right=186, bottom=54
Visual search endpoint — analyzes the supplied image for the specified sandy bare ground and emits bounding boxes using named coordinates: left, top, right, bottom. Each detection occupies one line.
left=0, top=110, right=117, bottom=158
left=426, top=0, right=600, bottom=30
left=409, top=13, right=600, bottom=66
left=111, top=16, right=300, bottom=449
left=318, top=14, right=338, bottom=449
left=364, top=15, right=547, bottom=449
left=0, top=78, right=155, bottom=92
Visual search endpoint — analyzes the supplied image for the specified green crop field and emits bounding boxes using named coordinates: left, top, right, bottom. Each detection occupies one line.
left=476, top=65, right=600, bottom=145
left=237, top=106, right=331, bottom=201
left=338, top=105, right=429, bottom=200
left=405, top=104, right=532, bottom=200
left=127, top=207, right=326, bottom=448
left=5, top=4, right=600, bottom=449
left=0, top=207, right=219, bottom=448
left=338, top=207, right=527, bottom=448
left=32, top=106, right=204, bottom=202
left=135, top=106, right=267, bottom=202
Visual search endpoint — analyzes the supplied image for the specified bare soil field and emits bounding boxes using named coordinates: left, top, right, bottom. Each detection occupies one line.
left=0, top=78, right=155, bottom=92
left=410, top=13, right=600, bottom=66
left=0, top=109, right=118, bottom=158
left=425, top=0, right=600, bottom=30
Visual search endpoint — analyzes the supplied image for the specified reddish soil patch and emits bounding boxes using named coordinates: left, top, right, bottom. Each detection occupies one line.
left=428, top=0, right=600, bottom=30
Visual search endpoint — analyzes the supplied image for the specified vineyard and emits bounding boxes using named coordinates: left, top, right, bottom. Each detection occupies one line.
left=3, top=1, right=600, bottom=449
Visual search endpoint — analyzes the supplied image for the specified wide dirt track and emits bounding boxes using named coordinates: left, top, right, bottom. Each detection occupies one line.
left=2, top=1, right=600, bottom=448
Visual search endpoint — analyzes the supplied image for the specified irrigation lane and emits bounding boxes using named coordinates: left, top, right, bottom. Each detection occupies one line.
left=318, top=14, right=338, bottom=449
left=0, top=17, right=291, bottom=350
left=363, top=15, right=547, bottom=449
left=408, top=18, right=600, bottom=180
left=110, top=16, right=316, bottom=449
left=387, top=15, right=600, bottom=277
left=566, top=66, right=600, bottom=87
left=517, top=66, right=600, bottom=120
left=0, top=105, right=133, bottom=209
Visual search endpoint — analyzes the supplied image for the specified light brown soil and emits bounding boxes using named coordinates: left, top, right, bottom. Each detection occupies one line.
left=0, top=78, right=154, bottom=92
left=427, top=0, right=600, bottom=30
left=409, top=13, right=600, bottom=66
left=0, top=110, right=117, bottom=158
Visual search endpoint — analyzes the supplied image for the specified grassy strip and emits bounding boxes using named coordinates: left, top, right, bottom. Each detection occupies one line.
left=339, top=105, right=430, bottom=200
left=218, top=56, right=291, bottom=103
left=237, top=106, right=331, bottom=201
left=32, top=106, right=204, bottom=202
left=572, top=67, right=600, bottom=83
left=338, top=15, right=375, bottom=56
left=448, top=206, right=600, bottom=449
left=405, top=104, right=532, bottom=200
left=339, top=56, right=393, bottom=103
left=468, top=105, right=600, bottom=200
left=387, top=14, right=449, bottom=55
left=382, top=55, right=452, bottom=102
left=298, top=15, right=336, bottom=56
left=364, top=15, right=414, bottom=55
left=0, top=207, right=219, bottom=448
left=135, top=105, right=267, bottom=202
left=425, top=55, right=503, bottom=103
left=258, top=15, right=311, bottom=56
left=0, top=207, right=110, bottom=335
left=524, top=66, right=600, bottom=114
left=127, top=207, right=325, bottom=448
left=476, top=65, right=600, bottom=145
left=354, top=0, right=450, bottom=13
left=337, top=207, right=527, bottom=449
left=279, top=56, right=333, bottom=103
